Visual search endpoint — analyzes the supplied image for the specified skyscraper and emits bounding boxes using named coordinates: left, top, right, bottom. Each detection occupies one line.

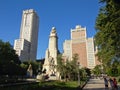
left=14, top=9, right=39, bottom=61
left=71, top=25, right=88, bottom=67
left=63, top=40, right=72, bottom=61
left=86, top=38, right=95, bottom=69
left=63, top=25, right=96, bottom=69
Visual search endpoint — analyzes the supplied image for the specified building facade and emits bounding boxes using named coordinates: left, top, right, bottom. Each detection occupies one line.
left=86, top=38, right=95, bottom=69
left=71, top=25, right=88, bottom=67
left=14, top=9, right=39, bottom=61
left=63, top=40, right=72, bottom=61
left=63, top=25, right=96, bottom=69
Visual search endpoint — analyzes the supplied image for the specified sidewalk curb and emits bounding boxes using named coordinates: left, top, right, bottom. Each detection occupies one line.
left=81, top=79, right=89, bottom=89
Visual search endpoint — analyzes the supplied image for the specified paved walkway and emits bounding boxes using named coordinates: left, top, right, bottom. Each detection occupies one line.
left=83, top=78, right=117, bottom=90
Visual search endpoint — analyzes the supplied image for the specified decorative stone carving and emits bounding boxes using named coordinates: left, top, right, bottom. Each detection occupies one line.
left=42, top=27, right=58, bottom=80
left=27, top=64, right=33, bottom=77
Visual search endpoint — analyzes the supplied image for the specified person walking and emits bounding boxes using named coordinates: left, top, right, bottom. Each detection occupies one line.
left=109, top=77, right=114, bottom=90
left=104, top=77, right=109, bottom=89
left=113, top=78, right=118, bottom=90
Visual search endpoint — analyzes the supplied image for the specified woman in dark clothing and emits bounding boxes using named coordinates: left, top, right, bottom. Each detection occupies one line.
left=104, top=77, right=108, bottom=88
left=113, top=78, right=118, bottom=90
left=109, top=78, right=114, bottom=89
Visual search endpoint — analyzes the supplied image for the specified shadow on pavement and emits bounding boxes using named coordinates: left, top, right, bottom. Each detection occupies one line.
left=87, top=82, right=104, bottom=84
left=83, top=88, right=107, bottom=90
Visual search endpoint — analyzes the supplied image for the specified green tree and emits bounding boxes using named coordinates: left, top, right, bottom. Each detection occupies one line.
left=57, top=53, right=89, bottom=84
left=69, top=54, right=79, bottom=81
left=0, top=40, right=21, bottom=75
left=117, top=64, right=120, bottom=75
left=84, top=68, right=91, bottom=76
left=56, top=54, right=66, bottom=80
left=57, top=54, right=81, bottom=81
left=92, top=65, right=101, bottom=76
left=21, top=60, right=39, bottom=76
left=20, top=63, right=28, bottom=75
left=95, top=0, right=120, bottom=69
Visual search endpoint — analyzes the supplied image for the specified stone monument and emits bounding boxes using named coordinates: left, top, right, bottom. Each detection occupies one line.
left=27, top=64, right=33, bottom=77
left=43, top=27, right=59, bottom=80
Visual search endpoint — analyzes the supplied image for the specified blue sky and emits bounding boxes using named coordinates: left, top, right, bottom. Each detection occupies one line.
left=0, top=0, right=100, bottom=59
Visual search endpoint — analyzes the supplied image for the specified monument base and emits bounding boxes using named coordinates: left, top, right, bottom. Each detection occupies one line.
left=49, top=76, right=57, bottom=80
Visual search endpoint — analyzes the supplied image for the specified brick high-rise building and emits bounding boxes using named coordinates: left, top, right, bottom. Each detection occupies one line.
left=71, top=25, right=88, bottom=67
left=14, top=9, right=39, bottom=61
left=63, top=25, right=96, bottom=69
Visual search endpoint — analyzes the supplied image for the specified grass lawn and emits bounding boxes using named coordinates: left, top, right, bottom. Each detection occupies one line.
left=39, top=80, right=79, bottom=88
left=34, top=80, right=82, bottom=90
left=0, top=80, right=83, bottom=90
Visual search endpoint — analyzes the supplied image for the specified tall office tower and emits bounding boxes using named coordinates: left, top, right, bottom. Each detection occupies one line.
left=71, top=25, right=88, bottom=67
left=86, top=38, right=95, bottom=69
left=63, top=40, right=72, bottom=61
left=94, top=46, right=101, bottom=65
left=63, top=25, right=97, bottom=69
left=43, top=27, right=59, bottom=78
left=14, top=9, right=39, bottom=61
left=63, top=25, right=96, bottom=69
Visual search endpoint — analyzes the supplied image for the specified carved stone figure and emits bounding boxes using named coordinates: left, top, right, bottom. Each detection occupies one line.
left=27, top=64, right=33, bottom=77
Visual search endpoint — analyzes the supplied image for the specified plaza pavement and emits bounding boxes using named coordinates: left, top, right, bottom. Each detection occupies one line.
left=83, top=78, right=118, bottom=90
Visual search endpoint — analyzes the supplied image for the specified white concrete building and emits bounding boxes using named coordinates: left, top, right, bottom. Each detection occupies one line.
left=86, top=38, right=95, bottom=69
left=14, top=39, right=30, bottom=61
left=63, top=40, right=72, bottom=61
left=14, top=9, right=39, bottom=61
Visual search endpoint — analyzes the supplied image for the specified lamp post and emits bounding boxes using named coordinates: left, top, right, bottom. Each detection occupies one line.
left=77, top=62, right=81, bottom=87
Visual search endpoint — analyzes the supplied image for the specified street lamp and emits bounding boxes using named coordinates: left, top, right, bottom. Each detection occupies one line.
left=77, top=62, right=81, bottom=87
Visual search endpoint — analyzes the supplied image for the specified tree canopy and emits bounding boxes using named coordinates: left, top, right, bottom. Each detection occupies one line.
left=95, top=0, right=120, bottom=65
left=57, top=54, right=88, bottom=81
left=95, top=0, right=120, bottom=75
left=0, top=40, right=21, bottom=75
